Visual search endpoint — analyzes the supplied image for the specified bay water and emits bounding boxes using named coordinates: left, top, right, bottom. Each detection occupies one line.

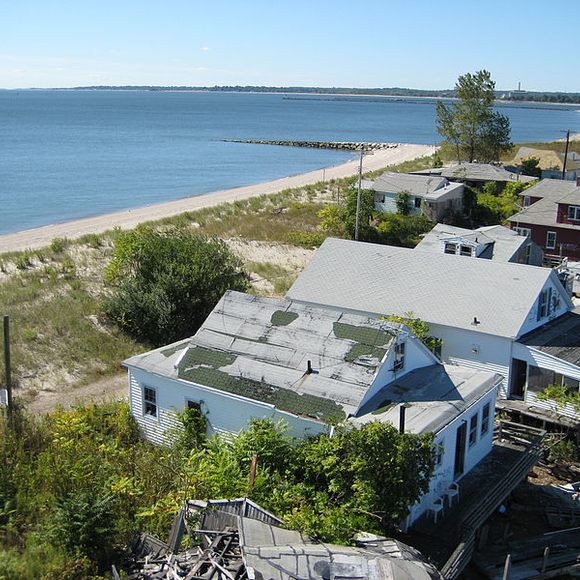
left=1, top=90, right=578, bottom=235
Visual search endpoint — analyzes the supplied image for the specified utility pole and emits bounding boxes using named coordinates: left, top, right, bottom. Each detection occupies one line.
left=562, top=129, right=570, bottom=180
left=3, top=316, right=13, bottom=426
left=354, top=149, right=364, bottom=241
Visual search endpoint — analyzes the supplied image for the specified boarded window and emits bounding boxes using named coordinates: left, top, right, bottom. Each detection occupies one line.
left=144, top=387, right=157, bottom=417
left=393, top=342, right=405, bottom=371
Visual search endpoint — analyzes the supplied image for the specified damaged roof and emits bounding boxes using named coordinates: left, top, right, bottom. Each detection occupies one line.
left=124, top=291, right=405, bottom=422
left=353, top=365, right=501, bottom=435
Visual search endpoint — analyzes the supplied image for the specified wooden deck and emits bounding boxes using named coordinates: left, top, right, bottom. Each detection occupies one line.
left=398, top=422, right=546, bottom=579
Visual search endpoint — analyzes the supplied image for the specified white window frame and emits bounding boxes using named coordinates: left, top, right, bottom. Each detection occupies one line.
left=143, top=386, right=158, bottom=418
left=568, top=205, right=580, bottom=221
left=468, top=413, right=478, bottom=448
left=393, top=342, right=405, bottom=372
left=513, top=227, right=531, bottom=237
left=459, top=244, right=473, bottom=257
left=481, top=403, right=491, bottom=436
left=546, top=231, right=557, bottom=250
left=444, top=242, right=457, bottom=255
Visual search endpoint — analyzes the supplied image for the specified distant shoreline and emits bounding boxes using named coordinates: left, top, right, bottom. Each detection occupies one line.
left=0, top=143, right=436, bottom=254
left=4, top=86, right=580, bottom=107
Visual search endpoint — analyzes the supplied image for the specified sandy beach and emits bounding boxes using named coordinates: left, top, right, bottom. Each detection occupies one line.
left=0, top=143, right=436, bottom=254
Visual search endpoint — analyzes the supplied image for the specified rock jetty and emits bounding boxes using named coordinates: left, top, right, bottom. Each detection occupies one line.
left=223, top=139, right=399, bottom=151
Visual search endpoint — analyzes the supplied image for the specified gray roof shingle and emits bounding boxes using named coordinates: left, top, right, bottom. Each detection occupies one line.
left=287, top=238, right=567, bottom=338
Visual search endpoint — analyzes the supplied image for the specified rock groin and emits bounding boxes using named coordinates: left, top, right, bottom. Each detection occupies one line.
left=223, top=139, right=399, bottom=151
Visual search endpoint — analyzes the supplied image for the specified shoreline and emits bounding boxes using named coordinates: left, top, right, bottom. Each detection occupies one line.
left=0, top=143, right=436, bottom=254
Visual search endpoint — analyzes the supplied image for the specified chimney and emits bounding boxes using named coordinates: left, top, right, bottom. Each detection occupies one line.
left=399, top=405, right=406, bottom=434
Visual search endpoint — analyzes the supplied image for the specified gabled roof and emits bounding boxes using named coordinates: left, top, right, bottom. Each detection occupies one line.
left=124, top=291, right=411, bottom=421
left=369, top=172, right=448, bottom=196
left=519, top=178, right=579, bottom=200
left=353, top=365, right=500, bottom=434
left=509, top=180, right=580, bottom=229
left=287, top=238, right=568, bottom=338
left=412, top=163, right=535, bottom=183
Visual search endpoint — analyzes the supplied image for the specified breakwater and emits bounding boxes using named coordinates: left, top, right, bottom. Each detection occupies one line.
left=224, top=139, right=399, bottom=151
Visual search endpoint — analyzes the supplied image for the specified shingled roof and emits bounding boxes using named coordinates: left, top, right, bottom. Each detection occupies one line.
left=286, top=238, right=570, bottom=338
left=124, top=291, right=409, bottom=422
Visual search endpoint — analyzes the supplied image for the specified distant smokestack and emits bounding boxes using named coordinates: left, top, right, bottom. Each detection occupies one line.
left=399, top=405, right=406, bottom=434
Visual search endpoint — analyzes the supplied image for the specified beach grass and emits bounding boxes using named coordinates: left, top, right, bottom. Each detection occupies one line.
left=0, top=154, right=434, bottom=403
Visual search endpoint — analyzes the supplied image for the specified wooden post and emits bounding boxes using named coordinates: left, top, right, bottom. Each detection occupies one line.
left=3, top=316, right=13, bottom=426
left=541, top=546, right=550, bottom=573
left=247, top=454, right=258, bottom=495
left=502, top=554, right=511, bottom=580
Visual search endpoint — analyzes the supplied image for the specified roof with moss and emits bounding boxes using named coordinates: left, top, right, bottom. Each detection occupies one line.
left=124, top=291, right=405, bottom=422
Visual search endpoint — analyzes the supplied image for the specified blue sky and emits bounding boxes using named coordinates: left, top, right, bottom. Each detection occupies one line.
left=1, top=0, right=577, bottom=91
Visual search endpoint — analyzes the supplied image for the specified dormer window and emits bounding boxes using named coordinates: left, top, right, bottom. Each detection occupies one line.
left=393, top=342, right=405, bottom=371
left=568, top=206, right=580, bottom=221
left=537, top=288, right=553, bottom=320
left=460, top=245, right=473, bottom=257
left=444, top=242, right=457, bottom=254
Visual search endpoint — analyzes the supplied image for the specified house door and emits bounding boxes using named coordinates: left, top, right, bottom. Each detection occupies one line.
left=510, top=358, right=528, bottom=399
left=454, top=422, right=467, bottom=478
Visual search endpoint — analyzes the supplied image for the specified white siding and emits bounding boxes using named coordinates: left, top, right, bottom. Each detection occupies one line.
left=518, top=277, right=571, bottom=337
left=429, top=324, right=511, bottom=398
left=407, top=388, right=497, bottom=526
left=374, top=192, right=421, bottom=215
left=359, top=334, right=438, bottom=410
left=128, top=368, right=329, bottom=445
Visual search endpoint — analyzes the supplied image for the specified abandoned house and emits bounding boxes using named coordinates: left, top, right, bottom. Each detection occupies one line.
left=286, top=238, right=580, bottom=428
left=124, top=290, right=500, bottom=525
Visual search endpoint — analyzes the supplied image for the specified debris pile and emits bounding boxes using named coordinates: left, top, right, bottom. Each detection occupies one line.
left=116, top=498, right=443, bottom=580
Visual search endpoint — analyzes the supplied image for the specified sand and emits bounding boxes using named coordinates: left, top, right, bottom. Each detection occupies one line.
left=0, top=143, right=436, bottom=254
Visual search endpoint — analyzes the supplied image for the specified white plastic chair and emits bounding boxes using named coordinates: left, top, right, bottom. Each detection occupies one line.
left=430, top=497, right=444, bottom=523
left=447, top=482, right=459, bottom=506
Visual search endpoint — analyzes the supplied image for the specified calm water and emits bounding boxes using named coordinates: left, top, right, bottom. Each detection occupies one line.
left=1, top=90, right=578, bottom=235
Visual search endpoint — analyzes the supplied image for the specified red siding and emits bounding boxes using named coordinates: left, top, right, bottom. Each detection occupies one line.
left=557, top=203, right=580, bottom=226
left=509, top=221, right=580, bottom=260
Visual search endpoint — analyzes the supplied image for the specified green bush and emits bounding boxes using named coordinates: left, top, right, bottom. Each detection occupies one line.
left=105, top=226, right=249, bottom=346
left=286, top=230, right=326, bottom=248
left=549, top=440, right=579, bottom=463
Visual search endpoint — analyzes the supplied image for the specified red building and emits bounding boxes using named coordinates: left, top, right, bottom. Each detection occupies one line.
left=509, top=179, right=580, bottom=261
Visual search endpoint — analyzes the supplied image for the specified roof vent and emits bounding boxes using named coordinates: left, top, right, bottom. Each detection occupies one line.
left=306, top=360, right=313, bottom=375
left=472, top=317, right=481, bottom=326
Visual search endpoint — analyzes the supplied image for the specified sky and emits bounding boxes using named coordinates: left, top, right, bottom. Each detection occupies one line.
left=1, top=0, right=577, bottom=92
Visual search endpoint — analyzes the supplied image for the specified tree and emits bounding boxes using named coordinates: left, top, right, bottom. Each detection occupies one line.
left=105, top=227, right=249, bottom=345
left=436, top=70, right=512, bottom=162
left=519, top=156, right=542, bottom=178
left=395, top=191, right=411, bottom=215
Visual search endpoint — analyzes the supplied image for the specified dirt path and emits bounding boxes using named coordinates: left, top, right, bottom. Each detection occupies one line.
left=25, top=373, right=128, bottom=415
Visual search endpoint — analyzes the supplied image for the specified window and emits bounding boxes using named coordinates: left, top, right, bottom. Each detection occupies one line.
left=546, top=231, right=557, bottom=250
left=568, top=206, right=580, bottom=221
left=435, top=440, right=444, bottom=466
left=537, top=288, right=552, bottom=320
left=187, top=400, right=201, bottom=411
left=444, top=242, right=457, bottom=255
left=144, top=387, right=157, bottom=417
left=528, top=367, right=580, bottom=396
left=514, top=227, right=531, bottom=237
left=414, top=197, right=422, bottom=208
left=468, top=414, right=478, bottom=448
left=375, top=193, right=385, bottom=204
left=481, top=403, right=491, bottom=436
left=393, top=342, right=405, bottom=371
left=460, top=245, right=473, bottom=257
left=523, top=196, right=531, bottom=207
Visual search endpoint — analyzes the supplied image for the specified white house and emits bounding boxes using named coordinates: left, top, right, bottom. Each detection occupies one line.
left=124, top=290, right=500, bottom=525
left=286, top=238, right=579, bottom=424
left=416, top=223, right=543, bottom=266
left=361, top=172, right=464, bottom=221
